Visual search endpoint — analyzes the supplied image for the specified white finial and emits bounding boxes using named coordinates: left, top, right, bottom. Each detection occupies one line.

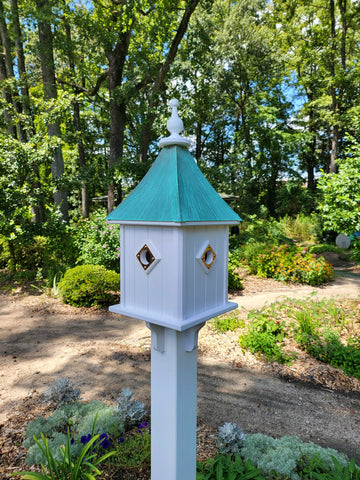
left=159, top=99, right=191, bottom=149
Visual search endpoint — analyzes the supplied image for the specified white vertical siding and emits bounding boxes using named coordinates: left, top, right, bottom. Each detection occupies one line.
left=182, top=225, right=228, bottom=320
left=119, top=224, right=230, bottom=328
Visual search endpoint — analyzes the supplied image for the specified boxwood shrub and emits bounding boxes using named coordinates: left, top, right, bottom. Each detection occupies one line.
left=58, top=264, right=119, bottom=308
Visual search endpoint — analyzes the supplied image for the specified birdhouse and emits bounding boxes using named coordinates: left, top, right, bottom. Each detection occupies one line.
left=107, top=99, right=241, bottom=331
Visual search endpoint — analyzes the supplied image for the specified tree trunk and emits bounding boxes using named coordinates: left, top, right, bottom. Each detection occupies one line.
left=10, top=0, right=31, bottom=120
left=9, top=0, right=45, bottom=223
left=36, top=0, right=68, bottom=221
left=329, top=0, right=338, bottom=173
left=195, top=122, right=202, bottom=161
left=0, top=42, right=16, bottom=136
left=106, top=32, right=131, bottom=213
left=64, top=20, right=89, bottom=218
left=138, top=0, right=201, bottom=163
left=0, top=0, right=26, bottom=142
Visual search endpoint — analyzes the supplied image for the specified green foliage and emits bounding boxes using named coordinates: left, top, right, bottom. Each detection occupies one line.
left=228, top=216, right=333, bottom=287
left=24, top=401, right=124, bottom=466
left=72, top=211, right=120, bottom=273
left=278, top=214, right=322, bottom=243
left=239, top=296, right=360, bottom=379
left=352, top=245, right=360, bottom=264
left=239, top=312, right=296, bottom=365
left=295, top=322, right=360, bottom=380
left=0, top=209, right=76, bottom=285
left=253, top=244, right=333, bottom=286
left=58, top=265, right=119, bottom=308
left=275, top=182, right=318, bottom=218
left=228, top=250, right=244, bottom=290
left=232, top=215, right=292, bottom=247
left=240, top=433, right=349, bottom=480
left=212, top=313, right=245, bottom=333
left=196, top=453, right=265, bottom=480
left=15, top=420, right=115, bottom=480
left=308, top=244, right=344, bottom=255
left=318, top=128, right=360, bottom=235
left=111, top=425, right=150, bottom=470
left=312, top=457, right=360, bottom=479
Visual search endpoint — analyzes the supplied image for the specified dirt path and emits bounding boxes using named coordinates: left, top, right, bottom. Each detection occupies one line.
left=1, top=271, right=360, bottom=462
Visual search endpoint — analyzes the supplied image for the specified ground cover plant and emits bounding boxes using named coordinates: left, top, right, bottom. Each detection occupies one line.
left=237, top=243, right=334, bottom=286
left=211, top=422, right=356, bottom=480
left=224, top=296, right=360, bottom=379
left=15, top=378, right=360, bottom=480
left=227, top=213, right=350, bottom=288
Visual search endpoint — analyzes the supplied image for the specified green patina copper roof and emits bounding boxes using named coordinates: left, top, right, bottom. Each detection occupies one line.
left=107, top=146, right=241, bottom=224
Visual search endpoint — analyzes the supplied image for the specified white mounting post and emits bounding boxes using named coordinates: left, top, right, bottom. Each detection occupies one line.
left=147, top=322, right=205, bottom=480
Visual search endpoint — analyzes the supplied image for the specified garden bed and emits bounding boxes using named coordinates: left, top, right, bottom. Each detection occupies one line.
left=1, top=264, right=359, bottom=478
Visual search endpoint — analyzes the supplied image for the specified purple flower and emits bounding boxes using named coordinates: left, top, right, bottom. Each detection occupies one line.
left=109, top=226, right=113, bottom=230
left=99, top=433, right=111, bottom=449
left=102, top=231, right=106, bottom=235
left=116, top=247, right=120, bottom=251
left=117, top=254, right=120, bottom=258
left=103, top=245, right=107, bottom=248
left=118, top=437, right=124, bottom=444
left=81, top=434, right=92, bottom=444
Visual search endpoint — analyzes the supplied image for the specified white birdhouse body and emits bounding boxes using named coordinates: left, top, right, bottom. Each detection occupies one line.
left=107, top=100, right=241, bottom=331
left=109, top=223, right=231, bottom=331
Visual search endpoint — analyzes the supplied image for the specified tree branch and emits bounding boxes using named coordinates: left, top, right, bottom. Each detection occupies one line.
left=56, top=70, right=108, bottom=96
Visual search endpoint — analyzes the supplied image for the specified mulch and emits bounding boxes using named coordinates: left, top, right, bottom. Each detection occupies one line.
left=0, top=392, right=218, bottom=480
left=1, top=253, right=359, bottom=479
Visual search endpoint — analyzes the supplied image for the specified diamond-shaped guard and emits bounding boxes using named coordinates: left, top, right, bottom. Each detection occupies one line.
left=136, top=244, right=155, bottom=271
left=201, top=244, right=216, bottom=270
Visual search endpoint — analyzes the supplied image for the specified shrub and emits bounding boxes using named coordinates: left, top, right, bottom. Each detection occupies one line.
left=240, top=241, right=268, bottom=275
left=296, top=328, right=360, bottom=380
left=278, top=213, right=322, bottom=243
left=228, top=249, right=243, bottom=290
left=230, top=214, right=292, bottom=247
left=17, top=423, right=115, bottom=480
left=241, top=433, right=349, bottom=480
left=58, top=264, right=119, bottom=307
left=215, top=422, right=246, bottom=454
left=211, top=313, right=244, bottom=333
left=72, top=210, right=120, bottom=272
left=239, top=312, right=296, bottom=365
left=24, top=400, right=124, bottom=465
left=111, top=423, right=151, bottom=470
left=116, top=388, right=147, bottom=430
left=42, top=377, right=81, bottom=407
left=254, top=244, right=333, bottom=286
left=24, top=386, right=147, bottom=467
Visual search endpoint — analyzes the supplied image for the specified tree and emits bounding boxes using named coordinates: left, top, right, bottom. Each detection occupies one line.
left=174, top=0, right=297, bottom=217
left=35, top=0, right=69, bottom=221
left=85, top=0, right=202, bottom=212
left=271, top=0, right=360, bottom=182
left=318, top=121, right=360, bottom=234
